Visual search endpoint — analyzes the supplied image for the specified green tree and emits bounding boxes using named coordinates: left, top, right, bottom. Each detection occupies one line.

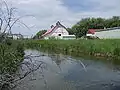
left=67, top=28, right=74, bottom=35
left=33, top=30, right=47, bottom=39
left=105, top=16, right=120, bottom=28
left=68, top=16, right=120, bottom=38
left=71, top=18, right=90, bottom=38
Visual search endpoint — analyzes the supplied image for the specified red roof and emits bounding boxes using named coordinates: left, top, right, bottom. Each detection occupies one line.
left=42, top=26, right=58, bottom=37
left=88, top=29, right=95, bottom=34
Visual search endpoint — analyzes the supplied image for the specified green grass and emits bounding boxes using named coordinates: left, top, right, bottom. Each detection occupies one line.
left=24, top=39, right=120, bottom=59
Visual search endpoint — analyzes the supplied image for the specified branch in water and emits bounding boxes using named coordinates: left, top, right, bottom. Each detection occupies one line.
left=0, top=54, right=47, bottom=89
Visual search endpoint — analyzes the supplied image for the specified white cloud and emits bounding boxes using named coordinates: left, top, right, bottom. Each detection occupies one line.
left=2, top=0, right=120, bottom=36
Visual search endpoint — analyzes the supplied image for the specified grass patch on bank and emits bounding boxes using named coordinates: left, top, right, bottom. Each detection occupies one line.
left=24, top=39, right=120, bottom=59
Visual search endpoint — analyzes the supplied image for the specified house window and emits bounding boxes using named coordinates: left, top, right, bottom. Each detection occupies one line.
left=58, top=34, right=61, bottom=36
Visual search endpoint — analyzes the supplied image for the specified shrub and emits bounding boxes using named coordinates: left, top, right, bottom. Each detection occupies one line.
left=4, top=39, right=12, bottom=46
left=0, top=41, right=24, bottom=74
left=16, top=43, right=25, bottom=57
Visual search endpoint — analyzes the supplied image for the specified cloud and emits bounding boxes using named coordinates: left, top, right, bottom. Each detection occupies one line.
left=2, top=0, right=120, bottom=36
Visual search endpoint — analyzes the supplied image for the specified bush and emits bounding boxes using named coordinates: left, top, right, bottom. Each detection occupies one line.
left=4, top=39, right=12, bottom=46
left=0, top=41, right=24, bottom=74
left=16, top=43, right=25, bottom=57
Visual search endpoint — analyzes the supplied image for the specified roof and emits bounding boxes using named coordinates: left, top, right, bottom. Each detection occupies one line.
left=87, top=27, right=120, bottom=34
left=42, top=21, right=67, bottom=37
left=87, top=29, right=95, bottom=34
left=96, top=27, right=120, bottom=32
left=92, top=27, right=120, bottom=32
left=42, top=26, right=58, bottom=37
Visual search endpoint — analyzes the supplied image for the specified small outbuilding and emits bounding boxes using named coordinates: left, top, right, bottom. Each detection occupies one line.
left=86, top=27, right=120, bottom=39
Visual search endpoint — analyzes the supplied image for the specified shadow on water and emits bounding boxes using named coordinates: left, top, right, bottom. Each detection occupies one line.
left=14, top=49, right=120, bottom=90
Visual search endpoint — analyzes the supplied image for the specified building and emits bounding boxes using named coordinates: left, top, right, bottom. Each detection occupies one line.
left=86, top=27, right=120, bottom=39
left=42, top=21, right=76, bottom=40
left=12, top=34, right=23, bottom=40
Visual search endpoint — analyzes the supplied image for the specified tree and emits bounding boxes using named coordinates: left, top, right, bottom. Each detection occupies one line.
left=71, top=18, right=90, bottom=38
left=0, top=1, right=44, bottom=90
left=33, top=30, right=47, bottom=39
left=66, top=28, right=74, bottom=35
left=0, top=0, right=32, bottom=42
left=68, top=16, right=120, bottom=38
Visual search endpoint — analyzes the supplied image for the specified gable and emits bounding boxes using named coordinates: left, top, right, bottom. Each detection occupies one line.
left=42, top=21, right=69, bottom=37
left=51, top=26, right=68, bottom=33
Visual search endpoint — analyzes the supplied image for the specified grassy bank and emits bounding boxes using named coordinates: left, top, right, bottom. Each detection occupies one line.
left=24, top=39, right=120, bottom=59
left=0, top=40, right=24, bottom=74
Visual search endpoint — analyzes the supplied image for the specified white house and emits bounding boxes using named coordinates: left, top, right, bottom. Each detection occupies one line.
left=1, top=33, right=23, bottom=40
left=86, top=27, right=120, bottom=39
left=12, top=34, right=23, bottom=40
left=42, top=21, right=76, bottom=40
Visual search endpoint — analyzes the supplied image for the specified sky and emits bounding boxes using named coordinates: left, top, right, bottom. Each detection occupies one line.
left=1, top=0, right=120, bottom=36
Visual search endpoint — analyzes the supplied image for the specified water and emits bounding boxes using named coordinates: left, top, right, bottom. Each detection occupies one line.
left=15, top=49, right=120, bottom=90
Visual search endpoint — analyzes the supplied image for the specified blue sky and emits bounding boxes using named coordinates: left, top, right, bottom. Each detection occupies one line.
left=61, top=0, right=99, bottom=12
left=1, top=0, right=120, bottom=36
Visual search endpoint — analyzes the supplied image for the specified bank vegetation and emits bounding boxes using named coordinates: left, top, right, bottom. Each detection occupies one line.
left=25, top=39, right=120, bottom=59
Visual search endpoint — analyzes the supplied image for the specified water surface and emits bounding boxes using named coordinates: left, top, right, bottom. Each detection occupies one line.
left=15, top=49, right=120, bottom=90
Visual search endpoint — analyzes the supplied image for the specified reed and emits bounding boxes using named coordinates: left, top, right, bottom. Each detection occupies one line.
left=24, top=39, right=120, bottom=59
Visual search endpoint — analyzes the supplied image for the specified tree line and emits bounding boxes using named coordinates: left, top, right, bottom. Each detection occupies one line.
left=34, top=16, right=120, bottom=38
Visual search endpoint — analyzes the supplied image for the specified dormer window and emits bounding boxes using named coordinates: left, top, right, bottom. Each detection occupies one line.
left=56, top=21, right=61, bottom=26
left=51, top=25, right=54, bottom=28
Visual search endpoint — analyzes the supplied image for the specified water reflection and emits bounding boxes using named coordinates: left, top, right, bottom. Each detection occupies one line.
left=15, top=49, right=120, bottom=90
